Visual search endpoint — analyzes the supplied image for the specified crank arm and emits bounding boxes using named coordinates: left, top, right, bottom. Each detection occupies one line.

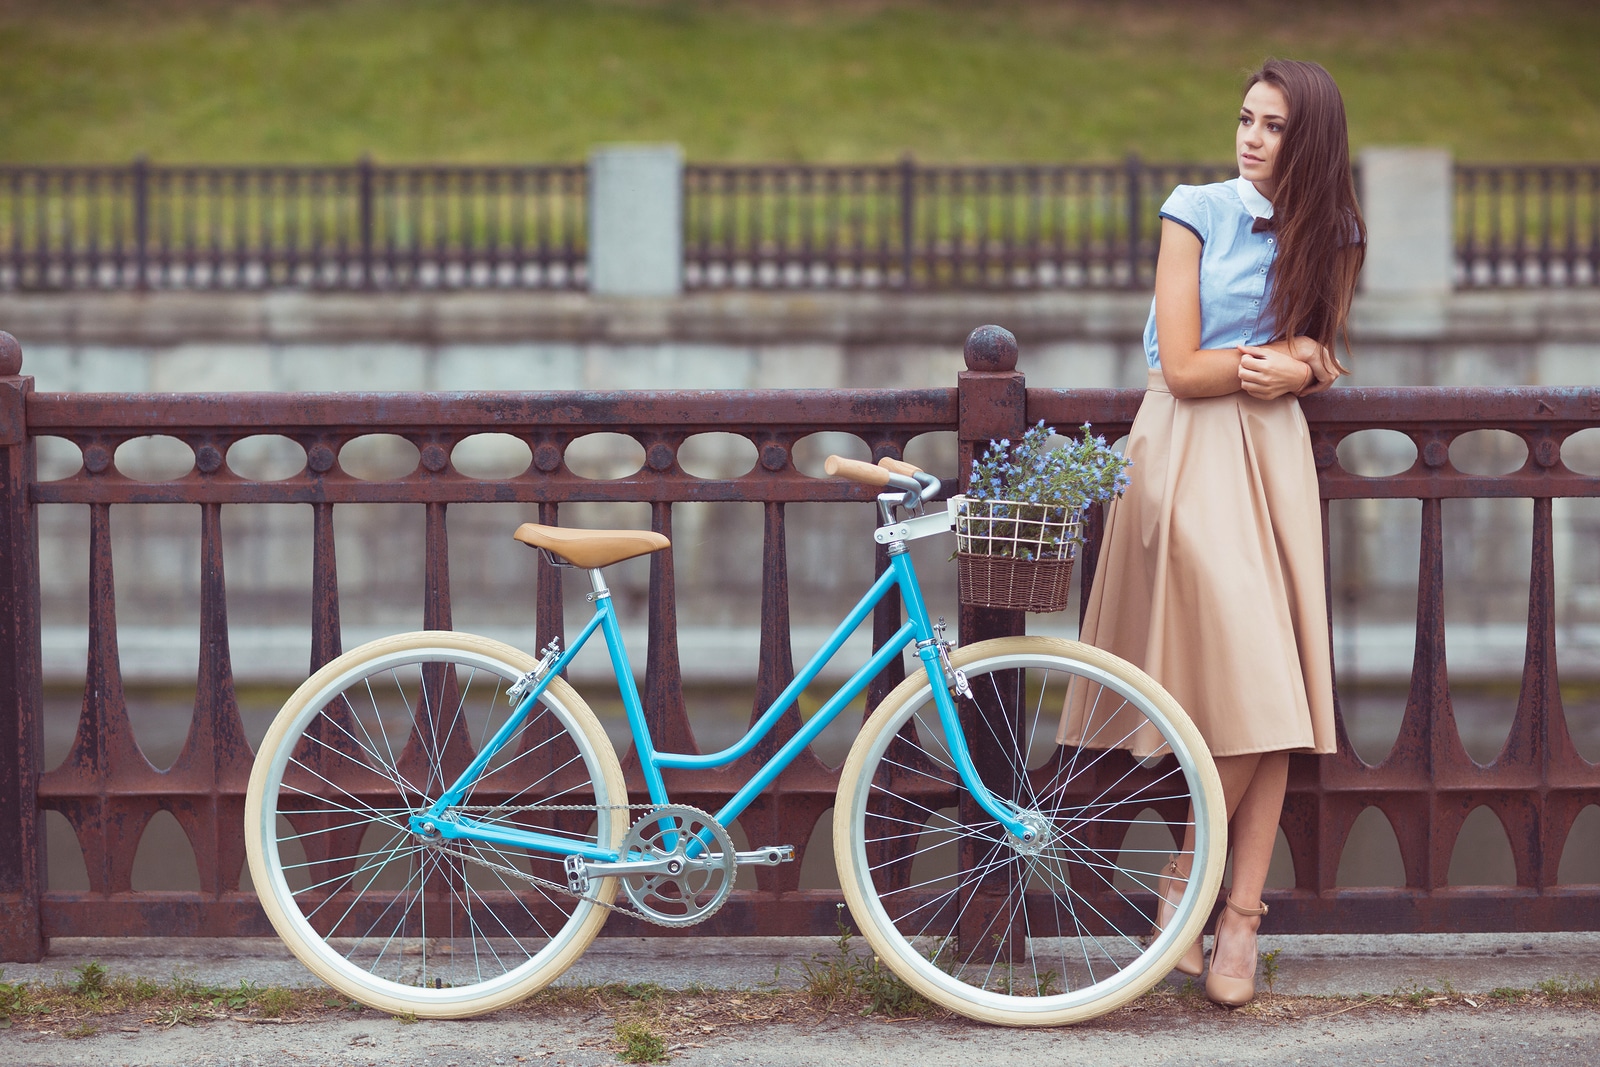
left=585, top=855, right=724, bottom=878
left=735, top=846, right=795, bottom=867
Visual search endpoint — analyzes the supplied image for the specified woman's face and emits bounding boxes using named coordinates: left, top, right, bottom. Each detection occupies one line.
left=1237, top=80, right=1289, bottom=198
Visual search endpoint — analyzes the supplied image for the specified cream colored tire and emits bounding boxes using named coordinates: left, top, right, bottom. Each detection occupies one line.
left=835, top=636, right=1226, bottom=1026
left=245, top=631, right=626, bottom=1018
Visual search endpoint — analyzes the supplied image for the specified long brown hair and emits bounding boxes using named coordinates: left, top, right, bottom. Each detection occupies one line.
left=1246, top=59, right=1365, bottom=371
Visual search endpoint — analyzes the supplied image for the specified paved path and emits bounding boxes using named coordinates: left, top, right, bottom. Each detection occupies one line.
left=7, top=932, right=1600, bottom=997
left=3, top=934, right=1598, bottom=1066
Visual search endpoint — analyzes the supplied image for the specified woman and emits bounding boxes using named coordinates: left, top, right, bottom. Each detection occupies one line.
left=1058, top=58, right=1363, bottom=1007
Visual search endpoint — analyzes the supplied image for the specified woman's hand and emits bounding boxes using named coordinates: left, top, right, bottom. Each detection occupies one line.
left=1281, top=335, right=1342, bottom=396
left=1237, top=344, right=1315, bottom=400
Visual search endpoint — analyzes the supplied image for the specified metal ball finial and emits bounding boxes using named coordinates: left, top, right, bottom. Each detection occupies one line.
left=963, top=325, right=1017, bottom=372
left=0, top=332, right=20, bottom=376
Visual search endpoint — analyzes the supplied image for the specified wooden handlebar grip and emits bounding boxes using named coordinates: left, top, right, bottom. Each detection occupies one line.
left=877, top=457, right=923, bottom=477
left=824, top=455, right=893, bottom=486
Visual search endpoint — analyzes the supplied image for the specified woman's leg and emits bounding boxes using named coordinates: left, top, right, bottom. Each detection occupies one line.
left=1209, top=751, right=1289, bottom=981
left=1173, top=751, right=1265, bottom=878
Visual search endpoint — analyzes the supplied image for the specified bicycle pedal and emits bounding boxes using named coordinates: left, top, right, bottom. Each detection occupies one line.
left=564, top=854, right=590, bottom=893
left=735, top=845, right=795, bottom=867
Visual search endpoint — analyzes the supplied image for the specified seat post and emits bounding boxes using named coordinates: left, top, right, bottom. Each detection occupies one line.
left=588, top=569, right=610, bottom=598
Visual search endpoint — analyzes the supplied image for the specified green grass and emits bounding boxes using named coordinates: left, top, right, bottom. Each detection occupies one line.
left=0, top=0, right=1596, bottom=163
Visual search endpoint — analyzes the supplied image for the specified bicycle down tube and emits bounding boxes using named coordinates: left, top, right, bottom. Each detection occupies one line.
left=410, top=519, right=1035, bottom=858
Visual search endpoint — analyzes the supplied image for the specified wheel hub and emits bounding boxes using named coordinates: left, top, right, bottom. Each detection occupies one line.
left=1008, top=810, right=1055, bottom=856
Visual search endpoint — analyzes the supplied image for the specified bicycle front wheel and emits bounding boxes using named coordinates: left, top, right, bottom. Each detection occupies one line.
left=835, top=636, right=1226, bottom=1026
left=245, top=631, right=627, bottom=1018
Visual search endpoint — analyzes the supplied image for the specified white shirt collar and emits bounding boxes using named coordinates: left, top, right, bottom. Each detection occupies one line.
left=1231, top=176, right=1274, bottom=221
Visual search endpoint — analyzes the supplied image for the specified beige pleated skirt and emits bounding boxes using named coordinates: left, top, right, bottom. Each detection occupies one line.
left=1057, top=369, right=1336, bottom=758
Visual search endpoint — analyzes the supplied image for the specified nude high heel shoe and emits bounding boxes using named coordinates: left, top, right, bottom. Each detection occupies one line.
left=1154, top=856, right=1204, bottom=978
left=1205, top=895, right=1269, bottom=1007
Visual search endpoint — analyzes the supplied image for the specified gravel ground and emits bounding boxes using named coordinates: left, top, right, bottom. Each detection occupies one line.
left=3, top=997, right=1597, bottom=1067
left=3, top=934, right=1597, bottom=1067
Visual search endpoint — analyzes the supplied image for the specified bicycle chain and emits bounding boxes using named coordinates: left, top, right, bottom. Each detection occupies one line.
left=424, top=802, right=703, bottom=928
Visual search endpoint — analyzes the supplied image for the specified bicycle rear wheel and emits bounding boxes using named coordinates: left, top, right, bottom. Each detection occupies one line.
left=835, top=636, right=1226, bottom=1026
left=245, top=631, right=627, bottom=1018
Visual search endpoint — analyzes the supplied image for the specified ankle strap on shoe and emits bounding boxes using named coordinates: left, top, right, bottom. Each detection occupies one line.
left=1224, top=895, right=1268, bottom=917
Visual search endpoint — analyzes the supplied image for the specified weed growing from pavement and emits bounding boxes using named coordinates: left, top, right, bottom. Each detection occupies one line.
left=0, top=964, right=325, bottom=1034
left=1536, top=975, right=1600, bottom=1002
left=1259, top=949, right=1282, bottom=994
left=615, top=1018, right=670, bottom=1064
left=70, top=961, right=107, bottom=1000
left=799, top=916, right=936, bottom=1017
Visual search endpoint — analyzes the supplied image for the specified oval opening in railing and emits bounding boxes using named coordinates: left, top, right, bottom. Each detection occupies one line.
left=1111, top=810, right=1178, bottom=895
left=797, top=808, right=839, bottom=891
left=1447, top=806, right=1518, bottom=886
left=226, top=435, right=307, bottom=481
left=1335, top=428, right=1417, bottom=477
left=338, top=434, right=420, bottom=481
left=131, top=811, right=200, bottom=892
left=1560, top=426, right=1600, bottom=475
left=791, top=431, right=869, bottom=479
left=903, top=430, right=957, bottom=480
left=1449, top=428, right=1528, bottom=476
left=1336, top=807, right=1406, bottom=887
left=450, top=433, right=532, bottom=480
left=1559, top=671, right=1600, bottom=764
left=114, top=435, right=196, bottom=482
left=35, top=436, right=82, bottom=481
left=562, top=432, right=645, bottom=480
left=1558, top=807, right=1600, bottom=882
left=43, top=811, right=87, bottom=892
left=676, top=432, right=758, bottom=479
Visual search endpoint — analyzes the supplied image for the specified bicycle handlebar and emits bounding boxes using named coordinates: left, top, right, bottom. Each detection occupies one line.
left=825, top=455, right=942, bottom=512
left=824, top=455, right=893, bottom=486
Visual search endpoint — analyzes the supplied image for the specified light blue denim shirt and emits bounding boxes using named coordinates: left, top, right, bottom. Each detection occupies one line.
left=1143, top=177, right=1279, bottom=369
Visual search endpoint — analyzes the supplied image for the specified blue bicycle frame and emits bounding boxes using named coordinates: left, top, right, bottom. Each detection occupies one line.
left=408, top=531, right=1033, bottom=858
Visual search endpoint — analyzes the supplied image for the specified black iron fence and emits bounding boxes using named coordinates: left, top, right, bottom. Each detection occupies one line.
left=1456, top=163, right=1600, bottom=288
left=0, top=159, right=1595, bottom=292
left=0, top=161, right=587, bottom=292
left=682, top=158, right=1235, bottom=290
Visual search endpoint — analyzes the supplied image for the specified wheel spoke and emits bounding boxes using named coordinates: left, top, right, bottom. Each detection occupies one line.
left=838, top=640, right=1223, bottom=1025
left=249, top=637, right=622, bottom=1015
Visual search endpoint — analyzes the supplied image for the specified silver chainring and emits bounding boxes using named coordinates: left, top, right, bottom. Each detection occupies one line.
left=618, top=804, right=737, bottom=927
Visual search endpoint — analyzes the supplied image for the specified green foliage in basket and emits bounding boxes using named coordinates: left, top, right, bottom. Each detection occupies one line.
left=961, top=421, right=1131, bottom=561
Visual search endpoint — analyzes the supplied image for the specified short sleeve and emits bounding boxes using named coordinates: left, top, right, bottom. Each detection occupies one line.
left=1158, top=185, right=1209, bottom=245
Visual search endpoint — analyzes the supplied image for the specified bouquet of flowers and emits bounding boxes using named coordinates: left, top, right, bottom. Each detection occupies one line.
left=954, top=421, right=1131, bottom=611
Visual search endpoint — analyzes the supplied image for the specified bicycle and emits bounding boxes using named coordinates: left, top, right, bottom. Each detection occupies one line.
left=244, top=455, right=1226, bottom=1026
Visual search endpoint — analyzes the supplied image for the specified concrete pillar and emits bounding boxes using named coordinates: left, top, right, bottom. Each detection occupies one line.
left=588, top=145, right=683, bottom=296
left=1359, top=147, right=1454, bottom=296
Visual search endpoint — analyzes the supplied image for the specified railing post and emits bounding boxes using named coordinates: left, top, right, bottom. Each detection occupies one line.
left=957, top=324, right=1027, bottom=648
left=1359, top=147, right=1454, bottom=297
left=358, top=155, right=375, bottom=289
left=1125, top=152, right=1142, bottom=287
left=899, top=153, right=916, bottom=289
left=588, top=145, right=683, bottom=296
left=954, top=324, right=1027, bottom=959
left=132, top=157, right=150, bottom=291
left=0, top=332, right=43, bottom=961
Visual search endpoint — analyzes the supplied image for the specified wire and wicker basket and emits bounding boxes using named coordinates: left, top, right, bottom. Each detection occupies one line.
left=952, top=496, right=1083, bottom=613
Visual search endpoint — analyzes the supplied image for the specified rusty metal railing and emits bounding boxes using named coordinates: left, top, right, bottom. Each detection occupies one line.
left=1, top=328, right=1597, bottom=962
